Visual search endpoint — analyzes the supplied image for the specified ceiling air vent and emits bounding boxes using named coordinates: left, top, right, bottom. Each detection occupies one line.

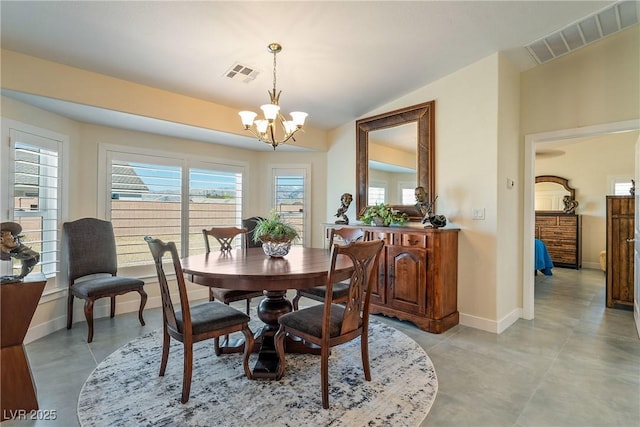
left=224, top=63, right=259, bottom=83
left=526, top=1, right=639, bottom=65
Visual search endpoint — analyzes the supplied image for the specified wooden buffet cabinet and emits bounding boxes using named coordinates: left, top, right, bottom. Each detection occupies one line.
left=324, top=224, right=459, bottom=333
left=606, top=196, right=635, bottom=309
left=535, top=213, right=582, bottom=269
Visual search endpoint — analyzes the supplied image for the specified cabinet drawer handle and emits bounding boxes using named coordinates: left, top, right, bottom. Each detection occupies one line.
left=626, top=238, right=636, bottom=243
left=408, top=239, right=419, bottom=245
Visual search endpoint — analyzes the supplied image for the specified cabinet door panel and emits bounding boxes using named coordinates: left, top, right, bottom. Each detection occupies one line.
left=387, top=246, right=426, bottom=315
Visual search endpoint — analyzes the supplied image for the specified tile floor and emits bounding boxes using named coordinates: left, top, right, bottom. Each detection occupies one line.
left=3, top=268, right=639, bottom=426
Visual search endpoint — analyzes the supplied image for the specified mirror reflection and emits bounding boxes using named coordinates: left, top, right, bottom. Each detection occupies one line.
left=368, top=122, right=417, bottom=205
left=356, top=101, right=435, bottom=220
left=534, top=175, right=576, bottom=212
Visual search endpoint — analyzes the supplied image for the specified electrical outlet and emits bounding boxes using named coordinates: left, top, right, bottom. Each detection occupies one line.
left=472, top=208, right=485, bottom=220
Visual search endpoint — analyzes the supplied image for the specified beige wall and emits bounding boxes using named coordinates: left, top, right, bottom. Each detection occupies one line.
left=535, top=132, right=637, bottom=268
left=496, top=54, right=522, bottom=327
left=521, top=26, right=640, bottom=135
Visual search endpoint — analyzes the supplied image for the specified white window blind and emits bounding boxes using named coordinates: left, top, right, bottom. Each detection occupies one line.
left=273, top=168, right=307, bottom=246
left=110, top=160, right=182, bottom=267
left=105, top=149, right=246, bottom=267
left=9, top=130, right=61, bottom=280
left=368, top=186, right=386, bottom=205
left=188, top=167, right=243, bottom=254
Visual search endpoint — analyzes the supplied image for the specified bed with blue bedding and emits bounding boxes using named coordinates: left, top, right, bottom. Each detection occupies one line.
left=535, top=238, right=553, bottom=276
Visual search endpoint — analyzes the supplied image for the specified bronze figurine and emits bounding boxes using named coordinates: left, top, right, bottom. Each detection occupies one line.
left=334, top=193, right=353, bottom=224
left=415, top=187, right=447, bottom=229
left=1, top=222, right=40, bottom=283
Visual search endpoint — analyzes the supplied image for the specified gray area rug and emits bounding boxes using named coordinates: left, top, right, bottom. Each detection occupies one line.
left=78, top=317, right=437, bottom=426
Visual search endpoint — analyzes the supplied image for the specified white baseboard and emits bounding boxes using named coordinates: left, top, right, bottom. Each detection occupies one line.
left=459, top=307, right=522, bottom=334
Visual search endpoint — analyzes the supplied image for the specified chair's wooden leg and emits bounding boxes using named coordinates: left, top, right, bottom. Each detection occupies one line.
left=292, top=291, right=301, bottom=311
left=240, top=324, right=254, bottom=380
left=245, top=298, right=251, bottom=315
left=209, top=288, right=214, bottom=302
left=84, top=298, right=95, bottom=343
left=274, top=326, right=286, bottom=380
left=159, top=326, right=170, bottom=376
left=213, top=337, right=222, bottom=356
left=181, top=342, right=193, bottom=404
left=138, top=288, right=147, bottom=326
left=110, top=296, right=116, bottom=318
left=321, top=344, right=330, bottom=409
left=66, top=293, right=74, bottom=329
left=362, top=329, right=371, bottom=381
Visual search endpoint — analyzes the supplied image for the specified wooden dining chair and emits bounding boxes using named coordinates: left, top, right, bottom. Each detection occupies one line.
left=145, top=236, right=254, bottom=404
left=201, top=226, right=263, bottom=314
left=292, top=227, right=367, bottom=310
left=274, top=239, right=384, bottom=409
left=63, top=217, right=147, bottom=343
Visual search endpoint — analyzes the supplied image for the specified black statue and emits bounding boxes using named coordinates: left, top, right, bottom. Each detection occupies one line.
left=562, top=195, right=579, bottom=214
left=1, top=222, right=40, bottom=283
left=334, top=193, right=353, bottom=224
left=414, top=187, right=447, bottom=229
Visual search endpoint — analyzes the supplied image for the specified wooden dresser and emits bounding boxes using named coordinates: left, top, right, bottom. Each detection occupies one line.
left=606, top=196, right=634, bottom=309
left=535, top=213, right=582, bottom=269
left=324, top=224, right=459, bottom=333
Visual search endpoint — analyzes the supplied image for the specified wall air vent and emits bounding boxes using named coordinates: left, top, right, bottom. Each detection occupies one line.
left=224, top=63, right=260, bottom=83
left=526, top=1, right=639, bottom=65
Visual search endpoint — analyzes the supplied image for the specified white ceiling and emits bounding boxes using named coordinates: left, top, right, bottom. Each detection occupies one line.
left=1, top=0, right=631, bottom=150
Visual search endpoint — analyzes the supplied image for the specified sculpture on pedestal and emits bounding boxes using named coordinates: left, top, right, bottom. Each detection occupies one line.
left=1, top=222, right=40, bottom=283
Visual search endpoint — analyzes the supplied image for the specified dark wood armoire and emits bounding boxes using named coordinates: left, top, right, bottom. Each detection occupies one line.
left=606, top=195, right=635, bottom=309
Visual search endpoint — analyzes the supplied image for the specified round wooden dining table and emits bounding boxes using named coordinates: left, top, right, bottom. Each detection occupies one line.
left=181, top=246, right=354, bottom=379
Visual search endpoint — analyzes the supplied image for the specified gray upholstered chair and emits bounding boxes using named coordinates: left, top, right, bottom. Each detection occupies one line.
left=201, top=226, right=263, bottom=314
left=292, top=227, right=367, bottom=310
left=242, top=216, right=265, bottom=248
left=145, top=236, right=254, bottom=403
left=274, top=239, right=384, bottom=409
left=63, top=217, right=147, bottom=343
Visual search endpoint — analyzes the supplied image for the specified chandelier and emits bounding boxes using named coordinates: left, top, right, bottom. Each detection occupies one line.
left=238, top=43, right=307, bottom=150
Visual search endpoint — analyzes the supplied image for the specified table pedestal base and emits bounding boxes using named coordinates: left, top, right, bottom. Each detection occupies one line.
left=216, top=289, right=320, bottom=379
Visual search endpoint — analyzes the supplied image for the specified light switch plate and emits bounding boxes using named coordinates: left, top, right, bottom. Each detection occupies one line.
left=472, top=208, right=485, bottom=220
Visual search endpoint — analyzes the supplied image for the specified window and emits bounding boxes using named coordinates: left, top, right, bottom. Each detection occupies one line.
left=401, top=188, right=416, bottom=205
left=614, top=181, right=633, bottom=196
left=368, top=184, right=386, bottom=205
left=101, top=146, right=245, bottom=267
left=609, top=175, right=634, bottom=196
left=188, top=167, right=243, bottom=254
left=1, top=123, right=67, bottom=287
left=271, top=166, right=309, bottom=246
left=110, top=160, right=182, bottom=267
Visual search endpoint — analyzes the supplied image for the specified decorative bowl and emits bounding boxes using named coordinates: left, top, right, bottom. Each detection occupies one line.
left=262, top=240, right=292, bottom=258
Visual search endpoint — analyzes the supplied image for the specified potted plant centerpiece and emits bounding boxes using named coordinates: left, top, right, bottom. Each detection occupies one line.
left=359, top=203, right=408, bottom=227
left=253, top=209, right=300, bottom=257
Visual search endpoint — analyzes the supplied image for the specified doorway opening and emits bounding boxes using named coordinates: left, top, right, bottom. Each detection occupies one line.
left=522, top=119, right=640, bottom=320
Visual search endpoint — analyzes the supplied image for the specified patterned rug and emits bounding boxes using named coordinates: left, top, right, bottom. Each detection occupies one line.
left=77, top=317, right=437, bottom=427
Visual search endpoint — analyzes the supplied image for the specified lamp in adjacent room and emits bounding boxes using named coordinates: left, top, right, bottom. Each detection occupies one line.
left=238, top=43, right=307, bottom=150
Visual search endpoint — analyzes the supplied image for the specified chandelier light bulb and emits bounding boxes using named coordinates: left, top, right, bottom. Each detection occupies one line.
left=238, top=111, right=257, bottom=128
left=260, top=104, right=280, bottom=121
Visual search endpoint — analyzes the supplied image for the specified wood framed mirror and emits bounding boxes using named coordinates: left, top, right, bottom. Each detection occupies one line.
left=356, top=101, right=435, bottom=220
left=535, top=175, right=576, bottom=212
